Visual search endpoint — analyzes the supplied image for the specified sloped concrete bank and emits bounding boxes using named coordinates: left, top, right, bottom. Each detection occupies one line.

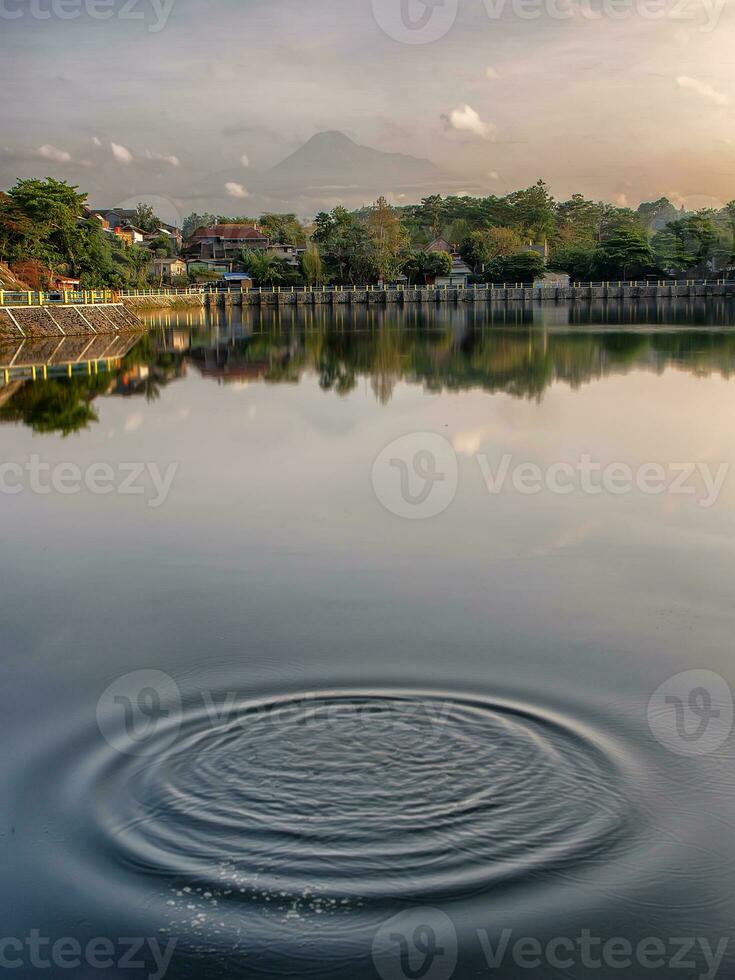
left=0, top=304, right=144, bottom=339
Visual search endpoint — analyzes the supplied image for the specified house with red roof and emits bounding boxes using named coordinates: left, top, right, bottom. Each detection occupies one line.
left=184, top=224, right=270, bottom=270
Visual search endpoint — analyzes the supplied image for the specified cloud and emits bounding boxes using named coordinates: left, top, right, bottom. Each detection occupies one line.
left=225, top=181, right=249, bottom=199
left=240, top=153, right=250, bottom=168
left=443, top=104, right=496, bottom=140
left=485, top=66, right=499, bottom=79
left=92, top=136, right=102, bottom=147
left=38, top=144, right=71, bottom=164
left=676, top=76, right=728, bottom=106
left=144, top=150, right=180, bottom=166
left=111, top=142, right=134, bottom=164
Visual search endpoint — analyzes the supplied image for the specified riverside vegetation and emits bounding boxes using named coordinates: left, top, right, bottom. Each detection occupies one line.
left=2, top=178, right=735, bottom=291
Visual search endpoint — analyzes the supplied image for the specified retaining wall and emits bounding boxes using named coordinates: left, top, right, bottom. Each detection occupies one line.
left=206, top=282, right=735, bottom=308
left=0, top=304, right=144, bottom=339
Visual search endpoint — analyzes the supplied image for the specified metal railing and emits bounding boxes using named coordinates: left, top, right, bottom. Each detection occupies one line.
left=0, top=286, right=203, bottom=306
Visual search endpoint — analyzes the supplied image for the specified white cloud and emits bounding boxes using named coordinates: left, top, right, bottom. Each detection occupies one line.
left=676, top=76, right=728, bottom=106
left=111, top=142, right=134, bottom=164
left=240, top=153, right=250, bottom=168
left=225, top=181, right=249, bottom=199
left=38, top=144, right=71, bottom=164
left=485, top=66, right=499, bottom=79
left=444, top=104, right=496, bottom=140
left=144, top=150, right=180, bottom=166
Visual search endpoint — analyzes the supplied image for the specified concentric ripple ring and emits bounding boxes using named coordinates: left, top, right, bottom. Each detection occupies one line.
left=78, top=689, right=636, bottom=900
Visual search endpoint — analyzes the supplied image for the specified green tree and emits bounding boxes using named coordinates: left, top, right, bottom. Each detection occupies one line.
left=555, top=195, right=606, bottom=248
left=301, top=243, right=323, bottom=285
left=460, top=227, right=522, bottom=269
left=258, top=213, right=307, bottom=246
left=637, top=197, right=679, bottom=233
left=592, top=227, right=654, bottom=279
left=548, top=244, right=594, bottom=281
left=133, top=203, right=161, bottom=233
left=485, top=251, right=546, bottom=283
left=8, top=178, right=87, bottom=272
left=240, top=249, right=292, bottom=286
left=418, top=195, right=445, bottom=237
left=403, top=250, right=452, bottom=283
left=313, top=207, right=376, bottom=284
left=182, top=212, right=218, bottom=238
left=366, top=196, right=410, bottom=282
left=506, top=180, right=555, bottom=242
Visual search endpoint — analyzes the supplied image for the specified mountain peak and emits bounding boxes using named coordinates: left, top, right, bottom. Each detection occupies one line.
left=304, top=131, right=355, bottom=148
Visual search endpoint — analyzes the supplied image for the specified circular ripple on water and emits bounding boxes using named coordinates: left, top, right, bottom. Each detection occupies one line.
left=85, top=690, right=635, bottom=900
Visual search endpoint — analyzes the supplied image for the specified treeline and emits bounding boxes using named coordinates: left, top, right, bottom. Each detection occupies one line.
left=395, top=184, right=735, bottom=280
left=3, top=175, right=735, bottom=291
left=0, top=179, right=161, bottom=289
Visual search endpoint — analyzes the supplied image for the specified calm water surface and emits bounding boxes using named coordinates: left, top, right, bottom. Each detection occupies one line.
left=2, top=301, right=735, bottom=979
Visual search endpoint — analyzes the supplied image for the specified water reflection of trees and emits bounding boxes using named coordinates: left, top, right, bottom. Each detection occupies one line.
left=0, top=334, right=188, bottom=436
left=4, top=310, right=735, bottom=433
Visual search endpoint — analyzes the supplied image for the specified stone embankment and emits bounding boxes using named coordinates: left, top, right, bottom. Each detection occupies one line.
left=0, top=304, right=144, bottom=339
left=206, top=281, right=735, bottom=307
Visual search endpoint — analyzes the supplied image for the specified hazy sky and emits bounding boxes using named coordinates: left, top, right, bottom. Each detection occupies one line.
left=1, top=0, right=734, bottom=222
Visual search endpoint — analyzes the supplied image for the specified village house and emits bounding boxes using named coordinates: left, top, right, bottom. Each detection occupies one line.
left=112, top=224, right=146, bottom=246
left=265, top=242, right=306, bottom=267
left=148, top=256, right=188, bottom=283
left=89, top=210, right=182, bottom=248
left=422, top=237, right=473, bottom=287
left=183, top=224, right=270, bottom=269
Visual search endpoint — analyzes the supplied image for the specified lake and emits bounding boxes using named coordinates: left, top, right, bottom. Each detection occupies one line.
left=2, top=300, right=735, bottom=979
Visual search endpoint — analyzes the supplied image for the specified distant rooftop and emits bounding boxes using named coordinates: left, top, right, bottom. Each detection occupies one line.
left=190, top=225, right=267, bottom=240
